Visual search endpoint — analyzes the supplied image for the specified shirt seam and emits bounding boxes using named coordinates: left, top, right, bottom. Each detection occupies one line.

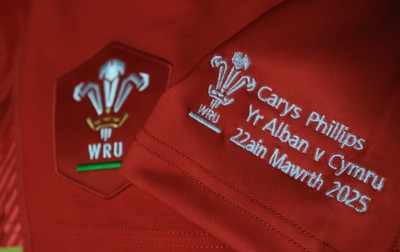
left=55, top=234, right=230, bottom=250
left=141, top=127, right=339, bottom=252
left=136, top=138, right=311, bottom=252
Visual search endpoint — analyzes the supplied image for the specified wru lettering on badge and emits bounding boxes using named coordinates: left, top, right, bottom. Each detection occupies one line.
left=74, top=59, right=149, bottom=172
left=189, top=52, right=257, bottom=133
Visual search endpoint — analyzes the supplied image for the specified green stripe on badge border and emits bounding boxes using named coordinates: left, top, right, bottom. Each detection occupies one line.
left=76, top=161, right=122, bottom=172
left=0, top=247, right=23, bottom=252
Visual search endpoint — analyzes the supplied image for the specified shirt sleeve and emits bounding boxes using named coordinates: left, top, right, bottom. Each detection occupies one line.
left=120, top=0, right=400, bottom=251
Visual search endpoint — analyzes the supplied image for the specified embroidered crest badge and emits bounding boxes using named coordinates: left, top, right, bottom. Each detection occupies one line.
left=189, top=52, right=257, bottom=133
left=55, top=43, right=171, bottom=197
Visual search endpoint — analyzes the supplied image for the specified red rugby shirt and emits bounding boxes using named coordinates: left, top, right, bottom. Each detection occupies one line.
left=1, top=0, right=284, bottom=251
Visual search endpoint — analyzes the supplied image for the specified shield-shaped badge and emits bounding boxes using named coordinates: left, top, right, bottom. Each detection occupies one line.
left=55, top=42, right=171, bottom=198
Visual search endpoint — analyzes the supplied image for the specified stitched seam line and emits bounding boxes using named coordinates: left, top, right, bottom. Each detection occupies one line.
left=142, top=128, right=339, bottom=251
left=136, top=140, right=310, bottom=252
left=57, top=234, right=229, bottom=249
left=33, top=222, right=209, bottom=236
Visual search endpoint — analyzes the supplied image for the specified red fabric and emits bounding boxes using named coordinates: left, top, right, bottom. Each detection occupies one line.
left=121, top=0, right=400, bottom=251
left=1, top=0, right=399, bottom=251
left=9, top=0, right=282, bottom=251
left=0, top=0, right=27, bottom=248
